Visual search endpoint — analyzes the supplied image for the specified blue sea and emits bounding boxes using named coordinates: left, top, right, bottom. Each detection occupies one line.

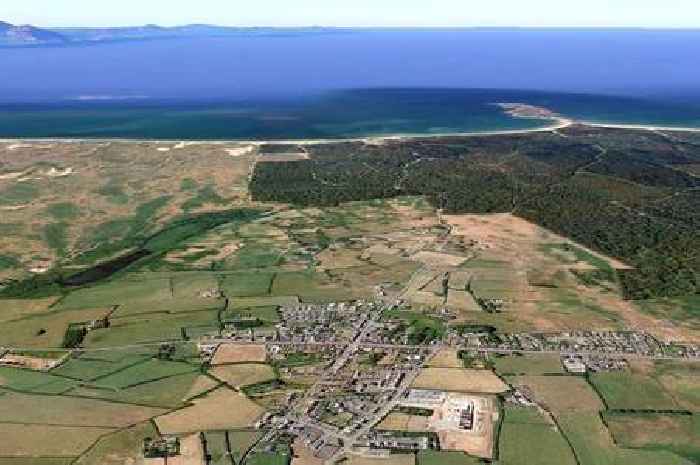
left=1, top=29, right=699, bottom=139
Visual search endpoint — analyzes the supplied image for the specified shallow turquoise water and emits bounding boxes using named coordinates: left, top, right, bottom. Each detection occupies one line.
left=0, top=89, right=698, bottom=140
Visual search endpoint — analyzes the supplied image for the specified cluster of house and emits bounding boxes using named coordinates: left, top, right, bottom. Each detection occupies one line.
left=143, top=436, right=180, bottom=458
left=460, top=330, right=691, bottom=357
left=561, top=354, right=628, bottom=374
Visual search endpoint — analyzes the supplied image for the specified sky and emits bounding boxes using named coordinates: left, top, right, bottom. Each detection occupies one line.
left=3, top=0, right=700, bottom=28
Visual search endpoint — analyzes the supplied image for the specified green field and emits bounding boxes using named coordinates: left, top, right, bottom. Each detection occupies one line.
left=73, top=421, right=158, bottom=465
left=228, top=430, right=262, bottom=463
left=83, top=309, right=219, bottom=348
left=0, top=366, right=76, bottom=394
left=204, top=431, right=230, bottom=465
left=590, top=372, right=679, bottom=410
left=221, top=272, right=274, bottom=297
left=51, top=353, right=153, bottom=381
left=558, top=413, right=693, bottom=465
left=246, top=451, right=290, bottom=465
left=88, top=358, right=197, bottom=389
left=498, top=406, right=576, bottom=465
left=69, top=371, right=203, bottom=408
left=416, top=451, right=481, bottom=465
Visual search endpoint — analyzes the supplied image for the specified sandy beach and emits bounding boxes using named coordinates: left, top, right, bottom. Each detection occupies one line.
left=1, top=117, right=699, bottom=146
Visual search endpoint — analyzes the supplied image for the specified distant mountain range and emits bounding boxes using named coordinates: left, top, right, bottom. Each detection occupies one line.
left=0, top=20, right=68, bottom=44
left=0, top=21, right=346, bottom=46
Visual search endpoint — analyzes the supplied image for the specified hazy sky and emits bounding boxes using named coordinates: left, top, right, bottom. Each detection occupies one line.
left=4, top=0, right=700, bottom=28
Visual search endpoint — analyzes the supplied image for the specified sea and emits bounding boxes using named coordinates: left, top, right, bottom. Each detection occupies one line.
left=1, top=29, right=699, bottom=140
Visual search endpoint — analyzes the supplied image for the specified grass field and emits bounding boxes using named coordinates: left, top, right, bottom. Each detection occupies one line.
left=88, top=358, right=198, bottom=389
left=0, top=366, right=76, bottom=394
left=346, top=454, right=416, bottom=465
left=0, top=141, right=255, bottom=281
left=654, top=361, right=700, bottom=411
left=0, top=307, right=111, bottom=348
left=559, top=413, right=693, bottom=465
left=493, top=355, right=564, bottom=375
left=508, top=375, right=603, bottom=413
left=228, top=430, right=262, bottom=463
left=590, top=371, right=679, bottom=410
left=0, top=459, right=75, bottom=465
left=415, top=451, right=481, bottom=465
left=203, top=431, right=229, bottom=465
left=51, top=353, right=153, bottom=381
left=72, top=422, right=155, bottom=465
left=0, top=391, right=164, bottom=427
left=604, top=412, right=700, bottom=464
left=0, top=423, right=113, bottom=457
left=498, top=406, right=576, bottom=465
left=0, top=298, right=59, bottom=323
left=247, top=452, right=291, bottom=465
left=221, top=272, right=274, bottom=297
left=69, top=371, right=204, bottom=408
left=83, top=309, right=219, bottom=348
left=510, top=374, right=695, bottom=465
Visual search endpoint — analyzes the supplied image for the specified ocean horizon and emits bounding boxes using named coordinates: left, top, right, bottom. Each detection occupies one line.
left=1, top=29, right=699, bottom=139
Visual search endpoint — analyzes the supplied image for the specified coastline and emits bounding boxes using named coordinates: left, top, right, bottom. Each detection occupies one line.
left=0, top=117, right=573, bottom=145
left=1, top=118, right=700, bottom=146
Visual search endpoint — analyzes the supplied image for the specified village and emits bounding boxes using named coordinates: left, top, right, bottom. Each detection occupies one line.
left=186, top=299, right=699, bottom=463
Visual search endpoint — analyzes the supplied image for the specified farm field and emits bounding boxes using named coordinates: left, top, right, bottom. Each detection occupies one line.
left=411, top=368, right=508, bottom=394
left=155, top=387, right=265, bottom=434
left=492, top=354, right=565, bottom=375
left=498, top=406, right=577, bottom=465
left=73, top=421, right=158, bottom=465
left=416, top=451, right=481, bottom=465
left=508, top=374, right=696, bottom=465
left=210, top=363, right=277, bottom=388
left=604, top=412, right=700, bottom=464
left=345, top=455, right=416, bottom=465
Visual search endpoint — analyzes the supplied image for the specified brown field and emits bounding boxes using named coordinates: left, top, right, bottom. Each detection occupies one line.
left=605, top=413, right=699, bottom=450
left=0, top=392, right=164, bottom=427
left=316, top=248, right=365, bottom=270
left=411, top=251, right=468, bottom=268
left=445, top=290, right=481, bottom=313
left=411, top=368, right=508, bottom=394
left=345, top=454, right=416, bottom=465
left=0, top=298, right=59, bottom=323
left=211, top=344, right=267, bottom=365
left=509, top=375, right=604, bottom=413
left=0, top=423, right=113, bottom=457
left=291, top=438, right=325, bottom=465
left=156, top=387, right=264, bottom=434
left=377, top=413, right=431, bottom=432
left=447, top=271, right=472, bottom=290
left=182, top=375, right=221, bottom=401
left=163, top=434, right=205, bottom=465
left=210, top=363, right=276, bottom=388
left=427, top=348, right=464, bottom=369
